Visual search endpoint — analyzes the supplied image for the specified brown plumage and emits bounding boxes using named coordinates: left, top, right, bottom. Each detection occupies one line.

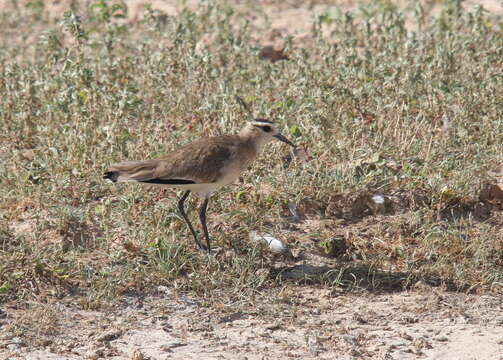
left=104, top=119, right=295, bottom=252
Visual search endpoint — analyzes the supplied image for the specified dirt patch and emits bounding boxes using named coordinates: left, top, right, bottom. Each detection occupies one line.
left=1, top=288, right=503, bottom=359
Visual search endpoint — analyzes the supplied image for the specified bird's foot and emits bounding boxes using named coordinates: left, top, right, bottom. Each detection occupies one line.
left=197, top=245, right=222, bottom=256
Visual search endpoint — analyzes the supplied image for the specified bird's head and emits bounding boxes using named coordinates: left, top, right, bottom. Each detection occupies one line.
left=242, top=118, right=295, bottom=149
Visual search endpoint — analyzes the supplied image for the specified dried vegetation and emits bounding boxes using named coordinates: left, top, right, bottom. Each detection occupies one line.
left=0, top=0, right=502, bottom=321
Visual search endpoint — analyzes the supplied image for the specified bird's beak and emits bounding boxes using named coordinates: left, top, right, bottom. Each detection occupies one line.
left=274, top=134, right=295, bottom=147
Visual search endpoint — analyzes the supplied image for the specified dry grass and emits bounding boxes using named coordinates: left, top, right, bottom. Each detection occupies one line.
left=0, top=0, right=502, bottom=319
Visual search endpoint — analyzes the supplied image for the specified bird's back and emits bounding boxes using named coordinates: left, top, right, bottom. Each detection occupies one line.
left=105, top=134, right=256, bottom=186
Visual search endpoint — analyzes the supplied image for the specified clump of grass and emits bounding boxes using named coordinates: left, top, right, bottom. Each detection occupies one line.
left=0, top=0, right=502, bottom=310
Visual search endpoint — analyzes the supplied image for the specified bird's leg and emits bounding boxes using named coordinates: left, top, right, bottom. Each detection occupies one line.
left=177, top=190, right=206, bottom=251
left=198, top=196, right=211, bottom=253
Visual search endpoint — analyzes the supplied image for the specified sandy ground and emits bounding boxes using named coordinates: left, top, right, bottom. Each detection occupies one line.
left=1, top=1, right=502, bottom=359
left=6, top=0, right=502, bottom=37
left=2, top=286, right=503, bottom=359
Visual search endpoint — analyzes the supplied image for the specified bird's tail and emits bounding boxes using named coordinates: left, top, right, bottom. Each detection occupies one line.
left=103, top=171, right=119, bottom=182
left=103, top=160, right=159, bottom=183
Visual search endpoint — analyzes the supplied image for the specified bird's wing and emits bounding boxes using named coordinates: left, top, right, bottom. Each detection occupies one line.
left=153, top=137, right=236, bottom=184
left=105, top=136, right=238, bottom=185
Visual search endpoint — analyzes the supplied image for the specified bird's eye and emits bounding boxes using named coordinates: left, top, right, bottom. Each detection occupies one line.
left=261, top=125, right=272, bottom=133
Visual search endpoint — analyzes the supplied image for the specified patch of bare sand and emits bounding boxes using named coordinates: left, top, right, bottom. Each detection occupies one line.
left=424, top=329, right=503, bottom=360
left=2, top=1, right=502, bottom=31
left=2, top=288, right=502, bottom=360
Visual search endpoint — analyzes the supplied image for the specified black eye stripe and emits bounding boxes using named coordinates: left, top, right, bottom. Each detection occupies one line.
left=254, top=125, right=272, bottom=133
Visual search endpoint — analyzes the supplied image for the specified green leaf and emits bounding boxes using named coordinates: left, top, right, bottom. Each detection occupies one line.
left=78, top=90, right=88, bottom=103
left=290, top=125, right=302, bottom=138
left=0, top=282, right=11, bottom=294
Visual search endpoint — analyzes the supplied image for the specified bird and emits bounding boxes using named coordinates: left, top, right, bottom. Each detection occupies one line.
left=103, top=119, right=295, bottom=253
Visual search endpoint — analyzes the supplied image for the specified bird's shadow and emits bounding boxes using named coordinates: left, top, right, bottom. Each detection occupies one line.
left=269, top=261, right=465, bottom=293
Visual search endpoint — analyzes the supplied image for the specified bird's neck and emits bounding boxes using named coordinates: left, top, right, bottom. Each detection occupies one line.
left=239, top=128, right=270, bottom=152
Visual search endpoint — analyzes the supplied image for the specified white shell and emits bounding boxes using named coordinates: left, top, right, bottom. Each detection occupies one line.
left=249, top=232, right=287, bottom=253
left=372, top=194, right=385, bottom=204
